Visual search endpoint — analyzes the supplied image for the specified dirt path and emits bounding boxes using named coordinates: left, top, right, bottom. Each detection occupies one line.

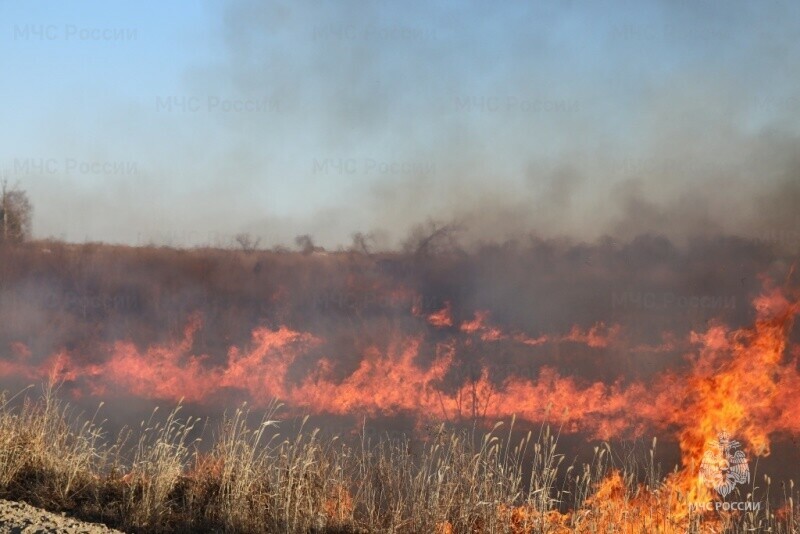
left=0, top=500, right=123, bottom=533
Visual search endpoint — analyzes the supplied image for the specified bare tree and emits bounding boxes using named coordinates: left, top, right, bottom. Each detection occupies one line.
left=0, top=180, right=32, bottom=243
left=234, top=232, right=261, bottom=253
left=349, top=232, right=375, bottom=255
left=402, top=220, right=463, bottom=257
left=295, top=234, right=323, bottom=255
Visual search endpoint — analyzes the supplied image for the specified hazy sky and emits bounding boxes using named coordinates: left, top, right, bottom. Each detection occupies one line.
left=2, top=0, right=799, bottom=248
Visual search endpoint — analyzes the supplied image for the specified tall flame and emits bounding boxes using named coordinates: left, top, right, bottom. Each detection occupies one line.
left=1, top=276, right=798, bottom=527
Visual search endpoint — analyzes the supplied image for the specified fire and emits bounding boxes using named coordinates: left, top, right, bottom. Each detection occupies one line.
left=662, top=282, right=799, bottom=475
left=460, top=310, right=505, bottom=341
left=425, top=301, right=453, bottom=327
left=562, top=322, right=621, bottom=348
left=2, top=280, right=797, bottom=445
left=1, top=275, right=798, bottom=530
left=323, top=483, right=354, bottom=524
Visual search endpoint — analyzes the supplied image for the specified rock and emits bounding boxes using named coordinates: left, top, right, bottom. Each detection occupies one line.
left=0, top=500, right=123, bottom=534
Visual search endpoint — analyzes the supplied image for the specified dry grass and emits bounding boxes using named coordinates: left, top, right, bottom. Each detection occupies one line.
left=0, top=386, right=796, bottom=533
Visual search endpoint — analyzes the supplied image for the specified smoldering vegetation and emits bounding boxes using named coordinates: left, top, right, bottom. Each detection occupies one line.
left=0, top=232, right=794, bottom=388
left=0, top=229, right=798, bottom=459
left=0, top=235, right=793, bottom=372
left=0, top=231, right=798, bottom=531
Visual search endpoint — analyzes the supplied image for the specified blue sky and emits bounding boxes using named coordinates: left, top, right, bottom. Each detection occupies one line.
left=1, top=0, right=798, bottom=247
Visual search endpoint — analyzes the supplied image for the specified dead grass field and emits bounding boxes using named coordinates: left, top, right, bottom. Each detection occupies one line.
left=0, top=384, right=796, bottom=533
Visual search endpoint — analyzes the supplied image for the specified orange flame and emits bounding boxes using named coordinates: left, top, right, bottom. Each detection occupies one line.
left=1, top=277, right=798, bottom=529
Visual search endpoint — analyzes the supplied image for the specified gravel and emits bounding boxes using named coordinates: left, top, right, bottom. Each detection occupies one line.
left=0, top=500, right=123, bottom=534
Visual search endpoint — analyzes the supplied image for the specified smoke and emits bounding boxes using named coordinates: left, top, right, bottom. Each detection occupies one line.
left=3, top=0, right=797, bottom=249
left=186, top=0, right=800, bottom=249
left=3, top=1, right=800, bottom=428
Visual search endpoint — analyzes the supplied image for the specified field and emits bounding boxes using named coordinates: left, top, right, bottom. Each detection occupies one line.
left=0, top=240, right=798, bottom=532
left=0, top=383, right=795, bottom=533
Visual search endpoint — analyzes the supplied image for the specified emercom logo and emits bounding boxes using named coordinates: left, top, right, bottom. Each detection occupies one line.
left=689, top=430, right=761, bottom=513
left=699, top=430, right=750, bottom=497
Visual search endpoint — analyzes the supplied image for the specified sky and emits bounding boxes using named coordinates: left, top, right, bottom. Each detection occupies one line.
left=1, top=0, right=799, bottom=249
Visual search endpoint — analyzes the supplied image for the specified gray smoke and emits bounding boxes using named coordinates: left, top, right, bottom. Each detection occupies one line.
left=7, top=0, right=800, bottom=251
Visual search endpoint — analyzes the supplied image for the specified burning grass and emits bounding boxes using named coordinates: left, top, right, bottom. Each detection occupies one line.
left=0, top=242, right=798, bottom=531
left=0, top=385, right=797, bottom=533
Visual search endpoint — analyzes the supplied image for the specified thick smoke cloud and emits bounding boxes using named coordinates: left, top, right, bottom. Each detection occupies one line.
left=3, top=0, right=798, bottom=249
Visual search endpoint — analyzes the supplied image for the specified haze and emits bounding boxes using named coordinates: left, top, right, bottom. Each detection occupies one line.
left=2, top=0, right=799, bottom=249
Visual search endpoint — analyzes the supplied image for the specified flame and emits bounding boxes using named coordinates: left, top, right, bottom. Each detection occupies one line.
left=426, top=301, right=454, bottom=327
left=460, top=310, right=506, bottom=341
left=1, top=277, right=799, bottom=530
left=323, top=483, right=354, bottom=524
left=677, top=285, right=798, bottom=460
left=562, top=322, right=621, bottom=348
left=2, top=281, right=797, bottom=444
